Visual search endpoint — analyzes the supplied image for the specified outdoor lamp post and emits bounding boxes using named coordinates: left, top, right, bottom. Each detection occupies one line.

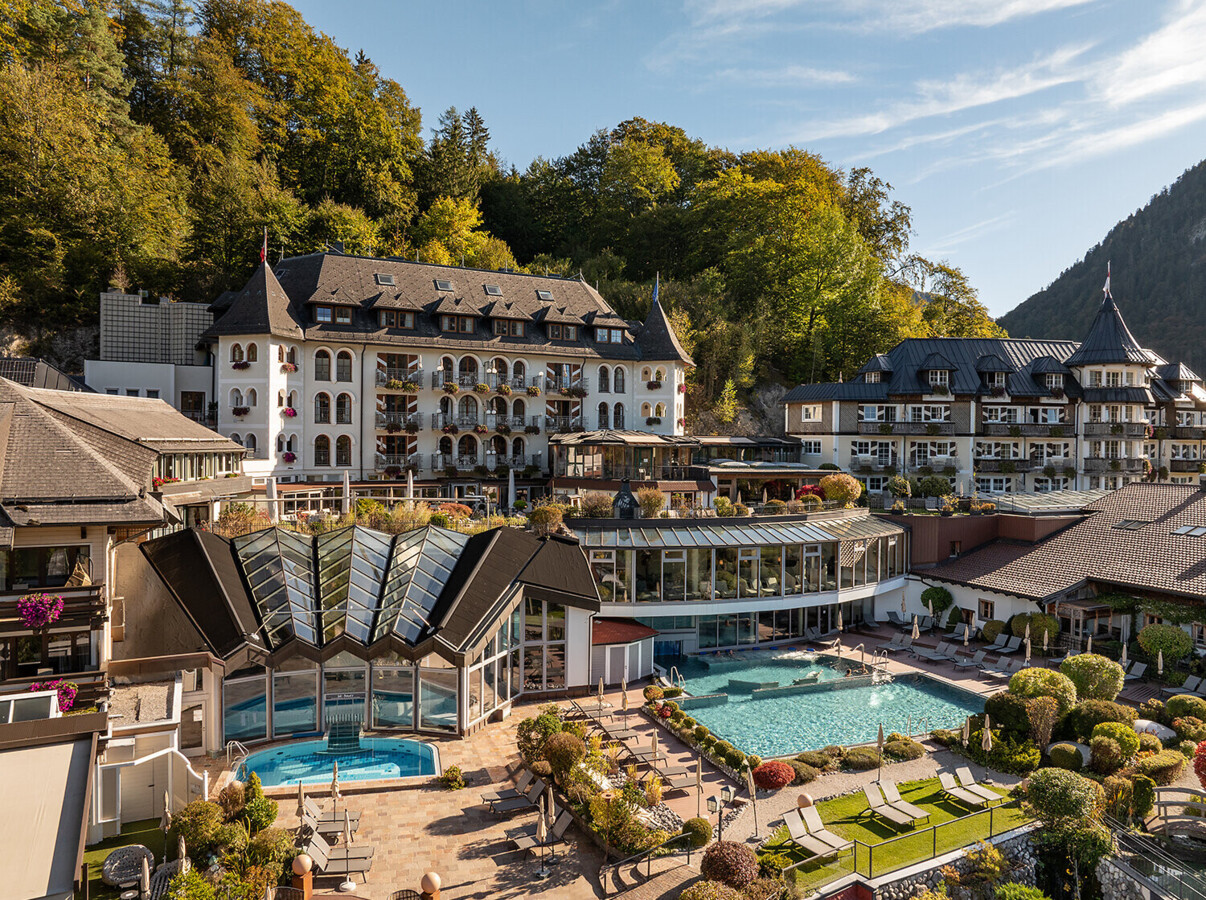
left=708, top=784, right=737, bottom=841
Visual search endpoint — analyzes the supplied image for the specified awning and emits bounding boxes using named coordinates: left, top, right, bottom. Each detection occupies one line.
left=592, top=618, right=659, bottom=646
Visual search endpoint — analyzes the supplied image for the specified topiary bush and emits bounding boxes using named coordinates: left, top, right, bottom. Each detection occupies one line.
left=788, top=760, right=819, bottom=784
left=981, top=619, right=1006, bottom=645
left=681, top=816, right=713, bottom=849
left=746, top=755, right=762, bottom=769
left=1132, top=774, right=1157, bottom=817
left=725, top=749, right=746, bottom=770
left=985, top=692, right=1032, bottom=737
left=527, top=503, right=563, bottom=537
left=700, top=840, right=759, bottom=889
left=680, top=883, right=742, bottom=900
left=439, top=765, right=466, bottom=791
left=517, top=712, right=563, bottom=761
left=1059, top=699, right=1136, bottom=742
left=1167, top=694, right=1206, bottom=721
left=169, top=800, right=223, bottom=857
left=796, top=750, right=831, bottom=770
left=1139, top=697, right=1169, bottom=725
left=1174, top=716, right=1206, bottom=743
left=1092, top=722, right=1140, bottom=759
left=884, top=738, right=925, bottom=761
left=1023, top=768, right=1104, bottom=827
left=544, top=731, right=586, bottom=782
left=819, top=472, right=863, bottom=507
left=1061, top=653, right=1125, bottom=702
left=1138, top=623, right=1193, bottom=665
left=644, top=684, right=664, bottom=702
left=920, top=586, right=953, bottom=617
left=1089, top=735, right=1123, bottom=775
left=1009, top=667, right=1077, bottom=714
left=844, top=747, right=881, bottom=770
left=1136, top=749, right=1187, bottom=785
left=1047, top=742, right=1084, bottom=771
left=752, top=761, right=795, bottom=791
left=694, top=724, right=710, bottom=741
left=1139, top=732, right=1163, bottom=754
left=1009, top=613, right=1060, bottom=643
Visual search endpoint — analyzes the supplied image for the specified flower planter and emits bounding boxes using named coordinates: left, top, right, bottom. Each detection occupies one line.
left=18, top=593, right=63, bottom=630
left=231, top=361, right=250, bottom=370
left=497, top=384, right=512, bottom=395
left=30, top=679, right=77, bottom=713
left=442, top=383, right=459, bottom=395
left=474, top=383, right=489, bottom=394
left=280, top=363, right=298, bottom=374
left=282, top=408, right=297, bottom=418
left=525, top=425, right=540, bottom=435
left=442, top=424, right=459, bottom=434
left=232, top=407, right=250, bottom=417
left=386, top=423, right=402, bottom=434
left=152, top=477, right=180, bottom=490
left=527, top=386, right=541, bottom=397
left=282, top=451, right=296, bottom=463
left=647, top=380, right=663, bottom=390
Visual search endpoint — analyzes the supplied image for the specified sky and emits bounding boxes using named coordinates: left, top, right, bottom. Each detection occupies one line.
left=291, top=0, right=1206, bottom=318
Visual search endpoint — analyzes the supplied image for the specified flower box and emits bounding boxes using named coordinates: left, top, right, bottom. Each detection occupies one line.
left=647, top=380, right=662, bottom=390
left=474, top=383, right=489, bottom=394
left=496, top=424, right=512, bottom=435
left=569, top=385, right=587, bottom=399
left=232, top=406, right=250, bottom=417
left=646, top=416, right=661, bottom=426
left=559, top=387, right=571, bottom=397
left=386, top=422, right=402, bottom=434
left=442, top=383, right=460, bottom=395
left=497, top=384, right=512, bottom=395
left=676, top=417, right=686, bottom=427
left=18, top=593, right=63, bottom=630
left=282, top=407, right=297, bottom=418
left=405, top=422, right=419, bottom=434
left=231, top=360, right=250, bottom=370
left=30, top=679, right=77, bottom=713
left=442, top=424, right=459, bottom=434
left=473, top=424, right=488, bottom=435
left=526, top=386, right=541, bottom=397
left=384, top=466, right=402, bottom=478
left=282, top=451, right=296, bottom=463
left=152, top=477, right=180, bottom=490
left=677, top=383, right=687, bottom=394
left=280, top=363, right=298, bottom=373
left=525, top=425, right=540, bottom=435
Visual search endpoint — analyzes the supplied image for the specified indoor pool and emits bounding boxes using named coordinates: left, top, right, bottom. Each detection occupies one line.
left=238, top=737, right=438, bottom=787
left=677, top=653, right=984, bottom=757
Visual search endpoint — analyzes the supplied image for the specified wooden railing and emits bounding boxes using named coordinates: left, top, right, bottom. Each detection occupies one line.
left=0, top=585, right=106, bottom=636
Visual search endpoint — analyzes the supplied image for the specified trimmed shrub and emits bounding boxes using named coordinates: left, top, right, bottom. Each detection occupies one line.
left=217, top=781, right=245, bottom=821
left=243, top=773, right=278, bottom=833
left=1061, top=653, right=1125, bottom=702
left=517, top=713, right=562, bottom=761
left=169, top=800, right=223, bottom=857
left=681, top=816, right=713, bottom=849
left=680, top=883, right=742, bottom=900
left=580, top=491, right=614, bottom=518
left=981, top=619, right=1006, bottom=645
left=1174, top=716, right=1206, bottom=743
left=883, top=739, right=925, bottom=761
left=1059, top=699, right=1135, bottom=741
left=1047, top=742, right=1084, bottom=771
left=1139, top=697, right=1169, bottom=725
left=796, top=750, right=830, bottom=770
left=528, top=504, right=563, bottom=537
left=701, top=841, right=759, bottom=889
left=545, top=732, right=586, bottom=781
left=752, top=761, right=795, bottom=791
left=821, top=745, right=846, bottom=760
left=166, top=869, right=216, bottom=900
left=1139, top=732, right=1163, bottom=754
left=1024, top=768, right=1104, bottom=827
left=1136, top=749, right=1187, bottom=785
left=1167, top=694, right=1206, bottom=721
left=995, top=886, right=1052, bottom=900
left=1089, top=735, right=1123, bottom=775
left=246, top=826, right=295, bottom=872
left=1026, top=696, right=1061, bottom=749
left=1132, top=774, right=1157, bottom=817
left=439, top=765, right=465, bottom=790
left=746, top=755, right=762, bottom=769
left=644, top=685, right=664, bottom=702
left=1009, top=667, right=1077, bottom=714
left=844, top=747, right=881, bottom=770
left=662, top=686, right=683, bottom=699
left=788, top=760, right=819, bottom=784
left=725, top=749, right=746, bottom=770
left=920, top=586, right=953, bottom=616
left=1138, top=623, right=1194, bottom=664
left=1092, top=722, right=1140, bottom=759
left=694, top=725, right=710, bottom=741
left=1181, top=740, right=1199, bottom=758
left=1010, top=613, right=1060, bottom=643
left=819, top=472, right=863, bottom=507
left=985, top=692, right=1032, bottom=737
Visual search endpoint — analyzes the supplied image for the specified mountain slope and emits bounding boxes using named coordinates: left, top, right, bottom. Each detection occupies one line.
left=999, top=159, right=1206, bottom=374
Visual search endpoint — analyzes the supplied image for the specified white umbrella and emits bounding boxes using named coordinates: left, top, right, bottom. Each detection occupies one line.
left=339, top=808, right=355, bottom=892
left=297, top=780, right=306, bottom=819
left=963, top=621, right=970, bottom=647
left=1086, top=633, right=1093, bottom=655
left=1121, top=643, right=1129, bottom=666
left=901, top=596, right=906, bottom=614
left=331, top=760, right=341, bottom=811
left=621, top=688, right=629, bottom=716
left=1158, top=649, right=1164, bottom=676
left=928, top=598, right=935, bottom=622
left=912, top=615, right=920, bottom=640
left=696, top=757, right=703, bottom=818
left=160, top=791, right=171, bottom=864
left=982, top=714, right=994, bottom=754
left=1024, top=638, right=1031, bottom=666
left=597, top=677, right=605, bottom=708
left=507, top=467, right=515, bottom=510
left=876, top=723, right=885, bottom=782
left=1043, top=628, right=1049, bottom=655
left=140, top=856, right=151, bottom=900
left=837, top=606, right=844, bottom=633
left=745, top=760, right=760, bottom=838
left=535, top=796, right=550, bottom=878
left=1024, top=621, right=1031, bottom=643
left=962, top=717, right=970, bottom=748
left=407, top=467, right=415, bottom=500
left=651, top=730, right=658, bottom=759
left=178, top=836, right=188, bottom=874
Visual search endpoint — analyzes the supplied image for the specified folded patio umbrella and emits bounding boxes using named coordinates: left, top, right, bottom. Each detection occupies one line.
left=1024, top=621, right=1031, bottom=643
left=1086, top=633, right=1093, bottom=655
left=1121, top=643, right=1128, bottom=666
left=982, top=715, right=993, bottom=753
left=297, top=780, right=305, bottom=819
left=962, top=718, right=970, bottom=748
left=1158, top=649, right=1164, bottom=676
left=140, top=856, right=150, bottom=900
left=912, top=616, right=919, bottom=640
left=1024, top=638, right=1031, bottom=665
left=178, top=836, right=188, bottom=874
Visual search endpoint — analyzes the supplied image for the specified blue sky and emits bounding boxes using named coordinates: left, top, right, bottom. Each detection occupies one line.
left=292, top=0, right=1206, bottom=318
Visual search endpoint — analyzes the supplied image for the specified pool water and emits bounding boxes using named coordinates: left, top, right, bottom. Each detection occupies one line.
left=238, top=737, right=438, bottom=787
left=675, top=651, right=984, bottom=758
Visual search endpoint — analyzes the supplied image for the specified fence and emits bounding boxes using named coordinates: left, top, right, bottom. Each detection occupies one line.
left=1107, top=815, right=1206, bottom=900
left=782, top=801, right=1026, bottom=892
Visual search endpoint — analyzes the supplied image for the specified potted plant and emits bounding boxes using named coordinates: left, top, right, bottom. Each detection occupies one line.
left=30, top=679, right=77, bottom=713
left=891, top=500, right=906, bottom=513
left=282, top=407, right=297, bottom=418
left=496, top=424, right=511, bottom=435
left=232, top=360, right=250, bottom=370
left=474, top=424, right=488, bottom=435
left=677, top=417, right=686, bottom=428
left=400, top=380, right=418, bottom=393
left=878, top=422, right=894, bottom=434
left=1063, top=466, right=1076, bottom=479
left=940, top=499, right=955, bottom=517
left=442, top=423, right=459, bottom=434
left=931, top=384, right=950, bottom=396
left=989, top=385, right=1005, bottom=397
left=386, top=421, right=402, bottom=434
left=646, top=416, right=661, bottom=426
left=474, top=382, right=489, bottom=394
left=678, top=383, right=687, bottom=394
left=282, top=451, right=296, bottom=463
left=1049, top=386, right=1065, bottom=399
left=405, top=421, right=419, bottom=434
left=152, top=476, right=179, bottom=490
left=1008, top=425, right=1022, bottom=438
left=570, top=385, right=587, bottom=399
left=527, top=385, right=541, bottom=397
left=232, top=406, right=250, bottom=417
left=647, top=379, right=663, bottom=390
left=497, top=384, right=512, bottom=395
left=384, top=465, right=402, bottom=478
left=18, top=593, right=64, bottom=630
left=525, top=424, right=540, bottom=435
left=1049, top=425, right=1064, bottom=437
left=925, top=423, right=941, bottom=436
left=1043, top=464, right=1057, bottom=479
left=1158, top=465, right=1169, bottom=480
left=280, top=362, right=298, bottom=373
left=1110, top=423, right=1124, bottom=434
left=443, top=382, right=459, bottom=395
left=385, top=378, right=405, bottom=391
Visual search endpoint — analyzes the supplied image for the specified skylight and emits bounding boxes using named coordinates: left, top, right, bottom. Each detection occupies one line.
left=1173, top=525, right=1206, bottom=537
left=484, top=284, right=503, bottom=296
left=434, top=279, right=453, bottom=292
left=375, top=273, right=395, bottom=286
left=536, top=290, right=554, bottom=301
left=1112, top=519, right=1149, bottom=531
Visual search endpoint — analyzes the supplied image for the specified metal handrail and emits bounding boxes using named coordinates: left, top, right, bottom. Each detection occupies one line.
left=598, top=831, right=694, bottom=896
left=1105, top=815, right=1206, bottom=900
left=226, top=739, right=249, bottom=767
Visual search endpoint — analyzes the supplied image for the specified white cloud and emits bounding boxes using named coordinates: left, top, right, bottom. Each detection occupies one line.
left=1098, top=0, right=1206, bottom=106
left=714, top=64, right=857, bottom=87
left=922, top=212, right=1016, bottom=255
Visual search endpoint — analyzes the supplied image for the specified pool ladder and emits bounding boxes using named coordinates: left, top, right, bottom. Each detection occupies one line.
left=226, top=739, right=249, bottom=775
left=667, top=665, right=686, bottom=690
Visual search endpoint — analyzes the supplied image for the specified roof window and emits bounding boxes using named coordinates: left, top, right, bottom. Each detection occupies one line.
left=375, top=273, right=395, bottom=286
left=536, top=290, right=554, bottom=301
left=1112, top=519, right=1149, bottom=531
left=435, top=279, right=453, bottom=292
left=1173, top=525, right=1206, bottom=536
left=484, top=284, right=503, bottom=296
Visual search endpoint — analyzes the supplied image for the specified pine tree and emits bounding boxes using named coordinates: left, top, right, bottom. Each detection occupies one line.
left=715, top=379, right=738, bottom=424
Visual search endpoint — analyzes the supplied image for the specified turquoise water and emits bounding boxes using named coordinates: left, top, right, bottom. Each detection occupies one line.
left=677, top=652, right=984, bottom=758
left=238, top=737, right=437, bottom=787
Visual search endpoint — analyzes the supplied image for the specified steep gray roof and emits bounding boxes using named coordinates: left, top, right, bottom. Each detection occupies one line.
left=202, top=262, right=303, bottom=340
left=635, top=298, right=694, bottom=365
left=1064, top=293, right=1155, bottom=366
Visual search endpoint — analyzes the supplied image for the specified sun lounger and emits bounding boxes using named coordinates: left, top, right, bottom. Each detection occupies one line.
left=1163, top=674, right=1198, bottom=695
left=511, top=810, right=574, bottom=854
left=800, top=805, right=854, bottom=850
left=877, top=633, right=905, bottom=652
left=655, top=770, right=696, bottom=794
left=956, top=767, right=1003, bottom=804
left=950, top=623, right=970, bottom=644
left=1124, top=661, right=1147, bottom=682
left=914, top=641, right=953, bottom=662
left=481, top=769, right=536, bottom=805
left=308, top=834, right=372, bottom=883
left=939, top=771, right=988, bottom=808
left=918, top=616, right=934, bottom=632
left=491, top=779, right=545, bottom=813
left=985, top=632, right=1011, bottom=653
left=654, top=762, right=692, bottom=777
left=784, top=810, right=842, bottom=858
left=954, top=650, right=987, bottom=670
left=981, top=658, right=1019, bottom=680
left=996, top=636, right=1023, bottom=655
left=886, top=611, right=908, bottom=629
left=938, top=644, right=966, bottom=663
left=881, top=635, right=913, bottom=655
left=863, top=784, right=915, bottom=828
left=303, top=797, right=361, bottom=830
left=304, top=830, right=373, bottom=861
left=879, top=780, right=929, bottom=822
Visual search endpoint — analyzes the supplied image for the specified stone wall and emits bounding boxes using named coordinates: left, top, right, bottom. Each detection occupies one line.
left=872, top=831, right=1037, bottom=900
left=1098, top=858, right=1154, bottom=900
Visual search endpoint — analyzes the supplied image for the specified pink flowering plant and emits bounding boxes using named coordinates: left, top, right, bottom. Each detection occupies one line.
left=18, top=592, right=63, bottom=630
left=282, top=407, right=297, bottom=417
left=30, top=679, right=78, bottom=712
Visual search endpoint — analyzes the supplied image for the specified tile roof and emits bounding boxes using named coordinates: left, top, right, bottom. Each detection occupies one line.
left=202, top=262, right=301, bottom=340
left=926, top=483, right=1206, bottom=601
left=635, top=298, right=694, bottom=365
left=1065, top=293, right=1156, bottom=366
left=592, top=617, right=659, bottom=645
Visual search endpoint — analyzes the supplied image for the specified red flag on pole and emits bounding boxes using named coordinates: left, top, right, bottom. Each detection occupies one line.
left=260, top=227, right=267, bottom=263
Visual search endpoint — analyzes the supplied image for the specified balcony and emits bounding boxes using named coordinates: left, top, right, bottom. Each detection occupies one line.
left=1171, top=459, right=1203, bottom=473
left=431, top=413, right=486, bottom=432
left=1084, top=422, right=1148, bottom=438
left=546, top=415, right=585, bottom=433
left=486, top=453, right=542, bottom=471
left=375, top=453, right=422, bottom=472
left=1171, top=426, right=1206, bottom=440
left=430, top=454, right=487, bottom=473
left=1084, top=457, right=1148, bottom=474
left=848, top=455, right=898, bottom=474
left=376, top=368, right=422, bottom=389
left=0, top=585, right=107, bottom=637
left=484, top=413, right=541, bottom=432
left=855, top=421, right=899, bottom=435
left=375, top=411, right=422, bottom=432
left=981, top=422, right=1068, bottom=437
left=486, top=373, right=533, bottom=391
left=887, top=422, right=954, bottom=435
left=556, top=462, right=711, bottom=481
left=547, top=376, right=587, bottom=397
left=974, top=458, right=1033, bottom=473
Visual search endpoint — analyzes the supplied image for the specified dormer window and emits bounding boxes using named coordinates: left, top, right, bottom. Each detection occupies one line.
left=435, top=279, right=453, bottom=292
left=441, top=315, right=475, bottom=333
left=484, top=284, right=503, bottom=296
left=537, top=290, right=554, bottom=301
left=1045, top=373, right=1064, bottom=390
left=865, top=371, right=880, bottom=384
left=988, top=372, right=1006, bottom=388
left=928, top=370, right=949, bottom=388
left=596, top=328, right=624, bottom=343
left=380, top=310, right=414, bottom=329
left=494, top=319, right=524, bottom=337
left=315, top=306, right=332, bottom=323
left=335, top=307, right=351, bottom=324
left=374, top=273, right=395, bottom=286
left=548, top=324, right=578, bottom=341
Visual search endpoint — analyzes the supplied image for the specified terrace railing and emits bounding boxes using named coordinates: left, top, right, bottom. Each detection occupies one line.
left=599, top=831, right=695, bottom=897
left=1107, top=815, right=1206, bottom=900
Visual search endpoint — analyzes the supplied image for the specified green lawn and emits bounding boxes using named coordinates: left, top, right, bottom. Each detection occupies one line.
left=78, top=819, right=167, bottom=900
left=759, top=777, right=1030, bottom=891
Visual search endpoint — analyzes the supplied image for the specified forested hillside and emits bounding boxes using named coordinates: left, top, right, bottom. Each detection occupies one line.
left=0, top=0, right=1003, bottom=423
left=1000, top=159, right=1206, bottom=374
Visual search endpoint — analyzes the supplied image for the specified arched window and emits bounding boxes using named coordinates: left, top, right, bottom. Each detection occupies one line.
left=491, top=357, right=508, bottom=379
left=613, top=403, right=625, bottom=429
left=457, top=434, right=478, bottom=461
left=489, top=397, right=506, bottom=417
left=246, top=343, right=258, bottom=362
left=229, top=432, right=242, bottom=445
left=288, top=391, right=297, bottom=409
left=459, top=357, right=479, bottom=382
left=286, top=434, right=296, bottom=453
left=287, top=347, right=297, bottom=365
left=440, top=356, right=454, bottom=376
left=598, top=366, right=610, bottom=394
left=439, top=396, right=453, bottom=417
left=315, top=393, right=331, bottom=423
left=230, top=388, right=244, bottom=407
left=230, top=344, right=243, bottom=362
left=457, top=395, right=479, bottom=422
left=277, top=390, right=285, bottom=408
left=315, top=435, right=331, bottom=466
left=598, top=402, right=610, bottom=430
left=336, top=351, right=353, bottom=382
left=438, top=436, right=453, bottom=455
left=654, top=367, right=666, bottom=382
left=511, top=436, right=525, bottom=458
left=490, top=435, right=506, bottom=457
left=315, top=350, right=331, bottom=382
left=277, top=345, right=285, bottom=363
left=276, top=434, right=285, bottom=454
left=655, top=402, right=666, bottom=418
left=246, top=388, right=257, bottom=407
left=512, top=398, right=526, bottom=419
left=513, top=360, right=526, bottom=384
left=641, top=402, right=651, bottom=418
left=335, top=393, right=352, bottom=425
left=244, top=433, right=256, bottom=455
left=641, top=367, right=651, bottom=382
left=613, top=367, right=625, bottom=393
left=335, top=435, right=352, bottom=467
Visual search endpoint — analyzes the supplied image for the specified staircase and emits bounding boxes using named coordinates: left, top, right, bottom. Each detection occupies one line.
left=325, top=719, right=362, bottom=754
left=604, top=859, right=699, bottom=897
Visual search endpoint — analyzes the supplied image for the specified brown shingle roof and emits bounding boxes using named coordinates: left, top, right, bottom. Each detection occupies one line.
left=635, top=299, right=694, bottom=365
left=926, top=483, right=1206, bottom=601
left=592, top=617, right=658, bottom=645
left=202, top=262, right=302, bottom=340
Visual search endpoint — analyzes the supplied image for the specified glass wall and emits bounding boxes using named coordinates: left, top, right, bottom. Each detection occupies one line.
left=371, top=666, right=414, bottom=728
left=696, top=603, right=859, bottom=650
left=467, top=613, right=520, bottom=726
left=223, top=672, right=267, bottom=743
left=418, top=659, right=458, bottom=732
left=521, top=598, right=567, bottom=692
left=272, top=663, right=318, bottom=737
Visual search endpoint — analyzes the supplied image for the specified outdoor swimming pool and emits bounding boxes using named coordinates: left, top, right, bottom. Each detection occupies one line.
left=673, top=651, right=984, bottom=758
left=238, top=737, right=438, bottom=787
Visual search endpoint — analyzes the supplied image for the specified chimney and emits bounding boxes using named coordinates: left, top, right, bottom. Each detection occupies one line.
left=1199, top=473, right=1206, bottom=493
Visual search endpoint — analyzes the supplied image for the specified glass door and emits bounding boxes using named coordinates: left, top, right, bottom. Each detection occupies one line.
left=323, top=665, right=367, bottom=726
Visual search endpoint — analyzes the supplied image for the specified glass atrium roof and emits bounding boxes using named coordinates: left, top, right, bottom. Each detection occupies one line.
left=233, top=528, right=320, bottom=648
left=374, top=526, right=470, bottom=643
left=572, top=515, right=902, bottom=550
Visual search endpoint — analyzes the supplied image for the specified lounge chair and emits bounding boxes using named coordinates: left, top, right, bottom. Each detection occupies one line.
left=1162, top=673, right=1196, bottom=695
left=914, top=641, right=953, bottom=662
left=481, top=769, right=536, bottom=805
left=996, top=636, right=1023, bottom=655
left=877, top=633, right=905, bottom=652
left=950, top=623, right=970, bottom=644
left=303, top=797, right=361, bottom=831
left=304, top=830, right=373, bottom=861
left=511, top=810, right=574, bottom=855
left=954, top=650, right=987, bottom=670
left=1124, top=662, right=1147, bottom=682
left=862, top=784, right=915, bottom=828
left=985, top=632, right=1011, bottom=653
left=939, top=772, right=988, bottom=808
left=956, top=767, right=1003, bottom=804
left=654, top=769, right=696, bottom=794
left=490, top=779, right=545, bottom=814
left=308, top=834, right=372, bottom=883
left=800, top=805, right=854, bottom=850
left=886, top=611, right=908, bottom=629
left=783, top=809, right=843, bottom=858
left=919, top=616, right=935, bottom=632
left=882, top=636, right=913, bottom=655
left=981, top=658, right=1019, bottom=680
left=938, top=644, right=966, bottom=663
left=879, top=780, right=929, bottom=822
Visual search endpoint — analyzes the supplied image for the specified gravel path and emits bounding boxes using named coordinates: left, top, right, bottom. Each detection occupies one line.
left=723, top=743, right=1023, bottom=847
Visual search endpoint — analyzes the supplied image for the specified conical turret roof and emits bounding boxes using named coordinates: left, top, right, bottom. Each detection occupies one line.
left=1065, top=292, right=1154, bottom=367
left=635, top=298, right=693, bottom=365
left=203, top=262, right=303, bottom=340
